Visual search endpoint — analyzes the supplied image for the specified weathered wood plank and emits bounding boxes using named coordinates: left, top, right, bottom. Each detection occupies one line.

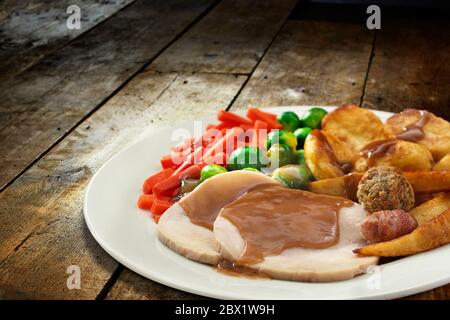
left=361, top=19, right=450, bottom=119
left=0, top=0, right=135, bottom=81
left=402, top=284, right=450, bottom=300
left=0, top=72, right=246, bottom=299
left=148, top=0, right=298, bottom=74
left=106, top=269, right=201, bottom=300
left=231, top=20, right=374, bottom=109
left=0, top=0, right=215, bottom=190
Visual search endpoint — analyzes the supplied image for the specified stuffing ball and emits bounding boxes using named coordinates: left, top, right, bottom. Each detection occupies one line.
left=357, top=166, right=415, bottom=213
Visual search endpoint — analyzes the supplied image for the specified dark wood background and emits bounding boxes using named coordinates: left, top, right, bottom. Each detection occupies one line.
left=0, top=0, right=448, bottom=300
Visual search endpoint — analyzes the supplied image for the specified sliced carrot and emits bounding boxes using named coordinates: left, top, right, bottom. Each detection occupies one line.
left=239, top=123, right=253, bottom=130
left=202, top=127, right=243, bottom=159
left=143, top=167, right=176, bottom=194
left=246, top=107, right=282, bottom=129
left=173, top=146, right=205, bottom=177
left=153, top=175, right=181, bottom=197
left=215, top=121, right=236, bottom=130
left=217, top=110, right=253, bottom=126
left=202, top=152, right=228, bottom=166
left=151, top=198, right=173, bottom=215
left=206, top=124, right=216, bottom=130
left=137, top=194, right=154, bottom=210
left=160, top=154, right=178, bottom=169
left=170, top=187, right=180, bottom=198
left=179, top=164, right=202, bottom=180
left=252, top=120, right=269, bottom=148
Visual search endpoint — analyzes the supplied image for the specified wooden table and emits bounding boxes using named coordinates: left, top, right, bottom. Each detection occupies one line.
left=0, top=0, right=448, bottom=300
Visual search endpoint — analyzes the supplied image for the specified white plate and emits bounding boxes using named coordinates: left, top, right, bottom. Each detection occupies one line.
left=84, top=106, right=450, bottom=300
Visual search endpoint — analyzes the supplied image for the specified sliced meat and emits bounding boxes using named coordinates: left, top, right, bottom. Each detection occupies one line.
left=157, top=171, right=279, bottom=265
left=214, top=202, right=379, bottom=282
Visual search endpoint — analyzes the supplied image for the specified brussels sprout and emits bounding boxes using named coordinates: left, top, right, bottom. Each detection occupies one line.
left=293, top=127, right=312, bottom=149
left=278, top=111, right=300, bottom=132
left=268, top=143, right=292, bottom=168
left=294, top=150, right=315, bottom=180
left=200, top=164, right=227, bottom=182
left=265, top=130, right=297, bottom=151
left=242, top=167, right=260, bottom=172
left=271, top=164, right=312, bottom=189
left=301, top=108, right=328, bottom=129
left=227, top=146, right=269, bottom=171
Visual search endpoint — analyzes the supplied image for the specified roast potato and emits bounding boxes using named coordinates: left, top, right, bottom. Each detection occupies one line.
left=433, top=153, right=450, bottom=171
left=385, top=109, right=450, bottom=161
left=353, top=139, right=433, bottom=172
left=321, top=104, right=389, bottom=153
left=354, top=208, right=450, bottom=257
left=304, top=129, right=344, bottom=180
left=410, top=193, right=450, bottom=226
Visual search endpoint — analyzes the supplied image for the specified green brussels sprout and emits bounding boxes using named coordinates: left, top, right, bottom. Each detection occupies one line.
left=294, top=150, right=314, bottom=180
left=227, top=146, right=269, bottom=171
left=277, top=111, right=300, bottom=132
left=242, top=167, right=260, bottom=172
left=293, top=127, right=312, bottom=149
left=200, top=164, right=227, bottom=182
left=301, top=108, right=328, bottom=129
left=271, top=164, right=312, bottom=189
left=267, top=143, right=292, bottom=168
left=265, top=130, right=297, bottom=151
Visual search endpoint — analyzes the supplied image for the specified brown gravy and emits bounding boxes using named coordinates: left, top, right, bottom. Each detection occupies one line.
left=395, top=110, right=430, bottom=142
left=359, top=139, right=397, bottom=168
left=219, top=184, right=353, bottom=265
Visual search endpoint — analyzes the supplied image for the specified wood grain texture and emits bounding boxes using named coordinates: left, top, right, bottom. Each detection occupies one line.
left=148, top=0, right=298, bottom=74
left=0, top=0, right=215, bottom=190
left=402, top=283, right=450, bottom=300
left=0, top=72, right=246, bottom=299
left=361, top=19, right=450, bottom=120
left=231, top=20, right=374, bottom=109
left=0, top=0, right=135, bottom=81
left=106, top=269, right=202, bottom=300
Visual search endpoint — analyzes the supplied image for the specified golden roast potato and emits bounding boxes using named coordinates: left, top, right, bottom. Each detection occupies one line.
left=385, top=109, right=450, bottom=161
left=321, top=104, right=389, bottom=153
left=433, top=153, right=450, bottom=171
left=353, top=139, right=433, bottom=172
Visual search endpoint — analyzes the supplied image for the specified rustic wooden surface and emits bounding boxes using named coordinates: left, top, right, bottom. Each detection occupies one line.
left=0, top=0, right=135, bottom=82
left=0, top=0, right=448, bottom=300
left=0, top=0, right=215, bottom=190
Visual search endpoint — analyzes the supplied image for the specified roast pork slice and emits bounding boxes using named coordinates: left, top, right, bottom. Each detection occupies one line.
left=214, top=203, right=379, bottom=282
left=157, top=171, right=279, bottom=265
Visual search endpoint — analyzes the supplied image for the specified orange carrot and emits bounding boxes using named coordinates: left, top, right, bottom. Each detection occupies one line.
left=246, top=107, right=282, bottom=129
left=151, top=198, right=173, bottom=215
left=239, top=124, right=253, bottom=130
left=143, top=167, right=176, bottom=194
left=153, top=175, right=181, bottom=197
left=160, top=154, right=178, bottom=169
left=173, top=146, right=205, bottom=177
left=179, top=164, right=203, bottom=180
left=217, top=110, right=253, bottom=126
left=215, top=121, right=236, bottom=130
left=202, top=152, right=228, bottom=166
left=202, top=127, right=243, bottom=159
left=137, top=194, right=154, bottom=210
left=206, top=124, right=216, bottom=130
left=252, top=120, right=269, bottom=148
